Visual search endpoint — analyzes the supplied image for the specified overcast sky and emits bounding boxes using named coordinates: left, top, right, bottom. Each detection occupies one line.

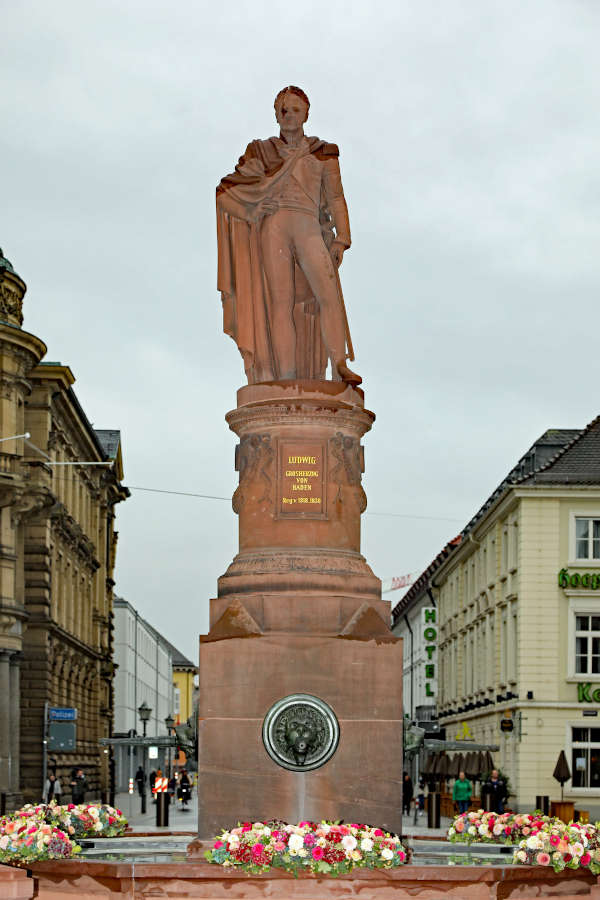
left=2, top=0, right=599, bottom=663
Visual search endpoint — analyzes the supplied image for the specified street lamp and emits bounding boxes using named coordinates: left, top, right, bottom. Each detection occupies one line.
left=137, top=702, right=152, bottom=814
left=165, top=714, right=175, bottom=779
left=138, top=701, right=152, bottom=738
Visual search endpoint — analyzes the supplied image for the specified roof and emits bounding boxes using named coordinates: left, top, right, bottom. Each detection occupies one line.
left=95, top=430, right=121, bottom=460
left=519, top=417, right=600, bottom=485
left=391, top=421, right=595, bottom=622
left=391, top=536, right=462, bottom=625
left=161, top=636, right=197, bottom=671
left=0, top=249, right=15, bottom=274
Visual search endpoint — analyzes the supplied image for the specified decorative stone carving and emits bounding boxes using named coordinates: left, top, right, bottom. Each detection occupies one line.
left=0, top=284, right=24, bottom=326
left=232, top=434, right=274, bottom=513
left=262, top=693, right=339, bottom=771
left=329, top=432, right=367, bottom=512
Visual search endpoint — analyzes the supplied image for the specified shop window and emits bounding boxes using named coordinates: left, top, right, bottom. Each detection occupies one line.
left=575, top=615, right=600, bottom=675
left=575, top=518, right=600, bottom=561
left=571, top=727, right=600, bottom=788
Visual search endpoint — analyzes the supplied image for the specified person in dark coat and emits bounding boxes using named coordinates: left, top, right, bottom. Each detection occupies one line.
left=402, top=772, right=414, bottom=816
left=483, top=769, right=508, bottom=813
left=135, top=766, right=146, bottom=796
left=179, top=769, right=191, bottom=808
left=70, top=768, right=88, bottom=804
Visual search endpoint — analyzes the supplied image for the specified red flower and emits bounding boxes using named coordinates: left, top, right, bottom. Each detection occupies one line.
left=312, top=846, right=324, bottom=860
left=374, top=829, right=384, bottom=837
left=564, top=853, right=573, bottom=862
left=581, top=852, right=591, bottom=866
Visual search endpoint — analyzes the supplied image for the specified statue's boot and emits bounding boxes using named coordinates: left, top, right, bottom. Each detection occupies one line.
left=336, top=359, right=362, bottom=386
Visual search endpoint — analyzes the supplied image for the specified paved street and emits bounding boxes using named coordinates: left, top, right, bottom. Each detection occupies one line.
left=115, top=791, right=197, bottom=832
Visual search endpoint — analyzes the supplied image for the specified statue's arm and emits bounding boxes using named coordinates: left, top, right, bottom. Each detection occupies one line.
left=322, top=157, right=351, bottom=249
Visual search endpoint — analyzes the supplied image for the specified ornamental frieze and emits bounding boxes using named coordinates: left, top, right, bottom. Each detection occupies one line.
left=232, top=433, right=274, bottom=513
left=329, top=432, right=367, bottom=512
left=0, top=283, right=24, bottom=325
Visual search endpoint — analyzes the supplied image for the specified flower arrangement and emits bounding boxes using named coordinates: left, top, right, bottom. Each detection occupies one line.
left=205, top=820, right=409, bottom=876
left=0, top=809, right=79, bottom=863
left=44, top=802, right=128, bottom=838
left=448, top=811, right=554, bottom=845
left=513, top=820, right=600, bottom=875
left=0, top=801, right=128, bottom=863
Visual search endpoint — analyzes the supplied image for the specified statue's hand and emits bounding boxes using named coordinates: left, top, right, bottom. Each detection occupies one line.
left=330, top=241, right=345, bottom=269
left=252, top=198, right=279, bottom=222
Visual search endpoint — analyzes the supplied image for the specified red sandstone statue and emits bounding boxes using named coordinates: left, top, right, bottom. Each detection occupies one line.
left=216, top=86, right=360, bottom=386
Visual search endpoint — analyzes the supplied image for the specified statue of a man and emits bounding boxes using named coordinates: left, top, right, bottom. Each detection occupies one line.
left=216, top=86, right=360, bottom=386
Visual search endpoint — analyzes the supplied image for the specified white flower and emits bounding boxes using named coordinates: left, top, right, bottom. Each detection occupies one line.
left=289, top=848, right=298, bottom=857
left=468, top=826, right=477, bottom=835
left=448, top=828, right=456, bottom=837
left=94, top=822, right=103, bottom=832
left=526, top=835, right=542, bottom=851
left=572, top=842, right=584, bottom=857
left=478, top=824, right=489, bottom=836
left=298, top=848, right=307, bottom=857
left=516, top=850, right=527, bottom=862
left=288, top=834, right=304, bottom=851
left=0, top=835, right=9, bottom=850
left=320, top=824, right=331, bottom=835
left=381, top=847, right=393, bottom=860
left=493, top=824, right=503, bottom=836
left=88, top=807, right=99, bottom=818
left=360, top=837, right=374, bottom=852
left=342, top=835, right=357, bottom=851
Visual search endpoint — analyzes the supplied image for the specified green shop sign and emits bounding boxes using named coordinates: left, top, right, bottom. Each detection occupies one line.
left=578, top=683, right=600, bottom=703
left=558, top=569, right=600, bottom=589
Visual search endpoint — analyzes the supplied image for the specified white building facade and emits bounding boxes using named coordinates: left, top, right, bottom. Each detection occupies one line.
left=113, top=598, right=174, bottom=789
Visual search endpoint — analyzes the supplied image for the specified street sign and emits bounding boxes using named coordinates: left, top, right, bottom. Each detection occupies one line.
left=48, top=721, right=76, bottom=750
left=500, top=717, right=514, bottom=733
left=49, top=707, right=77, bottom=721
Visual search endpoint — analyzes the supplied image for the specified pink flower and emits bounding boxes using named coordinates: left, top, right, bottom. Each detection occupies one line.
left=312, top=846, right=324, bottom=860
left=213, top=840, right=224, bottom=849
left=303, top=834, right=316, bottom=847
left=549, top=834, right=560, bottom=847
left=581, top=852, right=591, bottom=866
left=251, top=843, right=264, bottom=856
left=397, top=850, right=406, bottom=862
left=455, top=820, right=465, bottom=833
left=536, top=852, right=550, bottom=866
left=241, top=823, right=252, bottom=833
left=522, top=827, right=530, bottom=835
left=273, top=841, right=286, bottom=852
left=374, top=829, right=384, bottom=837
left=339, top=825, right=350, bottom=835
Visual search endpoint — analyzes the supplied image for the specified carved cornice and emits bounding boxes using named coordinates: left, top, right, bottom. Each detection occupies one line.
left=10, top=484, right=55, bottom=527
left=50, top=502, right=100, bottom=570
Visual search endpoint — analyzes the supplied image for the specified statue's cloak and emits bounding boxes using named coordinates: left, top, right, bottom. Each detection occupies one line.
left=216, top=137, right=338, bottom=383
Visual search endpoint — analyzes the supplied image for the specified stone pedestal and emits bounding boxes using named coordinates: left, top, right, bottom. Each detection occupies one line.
left=197, top=381, right=403, bottom=838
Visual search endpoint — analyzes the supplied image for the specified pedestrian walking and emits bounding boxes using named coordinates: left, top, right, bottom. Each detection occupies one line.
left=402, top=772, right=414, bottom=816
left=135, top=766, right=146, bottom=796
left=482, top=769, right=508, bottom=814
left=43, top=773, right=62, bottom=804
left=70, top=768, right=88, bottom=804
left=452, top=770, right=472, bottom=814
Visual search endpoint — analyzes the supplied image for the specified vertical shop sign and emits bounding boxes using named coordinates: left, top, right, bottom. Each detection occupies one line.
left=422, top=607, right=437, bottom=697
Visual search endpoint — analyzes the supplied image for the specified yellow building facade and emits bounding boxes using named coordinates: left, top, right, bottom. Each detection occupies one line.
left=432, top=419, right=600, bottom=816
left=0, top=250, right=128, bottom=808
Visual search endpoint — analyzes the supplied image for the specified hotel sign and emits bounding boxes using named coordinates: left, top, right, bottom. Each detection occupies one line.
left=422, top=607, right=437, bottom=698
left=577, top=683, right=600, bottom=703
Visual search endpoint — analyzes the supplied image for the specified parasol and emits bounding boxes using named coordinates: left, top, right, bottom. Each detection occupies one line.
left=553, top=750, right=572, bottom=802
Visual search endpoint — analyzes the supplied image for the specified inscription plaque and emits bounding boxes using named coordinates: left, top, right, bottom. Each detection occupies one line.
left=277, top=439, right=326, bottom=518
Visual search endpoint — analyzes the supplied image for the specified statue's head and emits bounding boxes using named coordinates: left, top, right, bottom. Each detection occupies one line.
left=274, top=86, right=310, bottom=129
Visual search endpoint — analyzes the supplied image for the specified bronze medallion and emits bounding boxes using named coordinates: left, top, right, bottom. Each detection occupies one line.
left=262, top=693, right=339, bottom=771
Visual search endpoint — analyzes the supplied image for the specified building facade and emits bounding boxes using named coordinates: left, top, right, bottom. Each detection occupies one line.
left=414, top=421, right=600, bottom=816
left=113, top=598, right=174, bottom=788
left=163, top=637, right=198, bottom=770
left=0, top=250, right=128, bottom=808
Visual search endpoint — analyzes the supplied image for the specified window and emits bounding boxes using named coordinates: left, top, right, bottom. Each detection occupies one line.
left=575, top=518, right=600, bottom=561
left=575, top=615, right=600, bottom=675
left=571, top=727, right=600, bottom=789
